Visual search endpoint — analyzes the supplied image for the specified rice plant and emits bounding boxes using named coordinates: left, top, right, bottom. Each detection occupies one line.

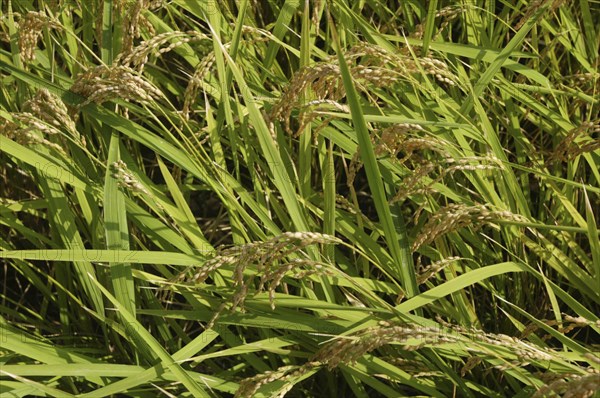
left=1, top=0, right=598, bottom=396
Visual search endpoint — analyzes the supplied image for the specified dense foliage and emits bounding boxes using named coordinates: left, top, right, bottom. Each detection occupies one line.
left=1, top=0, right=599, bottom=396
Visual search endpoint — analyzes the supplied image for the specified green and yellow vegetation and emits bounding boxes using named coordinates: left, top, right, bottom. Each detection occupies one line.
left=0, top=0, right=599, bottom=396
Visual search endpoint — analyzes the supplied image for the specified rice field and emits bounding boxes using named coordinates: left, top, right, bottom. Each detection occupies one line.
left=0, top=1, right=599, bottom=396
